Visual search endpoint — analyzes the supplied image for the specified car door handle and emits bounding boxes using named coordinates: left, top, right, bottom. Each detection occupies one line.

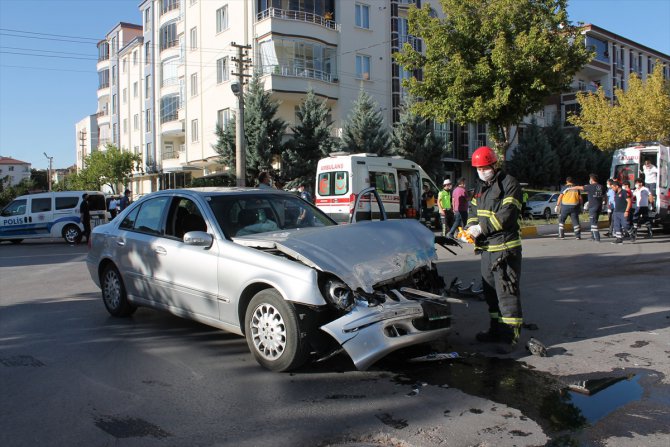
left=154, top=246, right=167, bottom=255
left=116, top=239, right=126, bottom=247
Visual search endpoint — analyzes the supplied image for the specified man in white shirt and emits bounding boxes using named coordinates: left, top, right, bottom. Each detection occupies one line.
left=633, top=178, right=653, bottom=238
left=642, top=159, right=658, bottom=203
left=398, top=173, right=409, bottom=217
left=108, top=197, right=119, bottom=219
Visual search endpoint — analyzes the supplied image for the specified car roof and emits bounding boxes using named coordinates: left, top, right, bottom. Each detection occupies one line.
left=147, top=187, right=295, bottom=197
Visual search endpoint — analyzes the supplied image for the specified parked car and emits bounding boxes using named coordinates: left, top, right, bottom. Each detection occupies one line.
left=86, top=188, right=454, bottom=372
left=526, top=192, right=560, bottom=220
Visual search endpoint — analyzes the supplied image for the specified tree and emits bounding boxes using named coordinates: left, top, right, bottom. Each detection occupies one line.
left=569, top=63, right=670, bottom=149
left=213, top=72, right=287, bottom=185
left=391, top=97, right=445, bottom=180
left=394, top=0, right=592, bottom=161
left=73, top=144, right=141, bottom=193
left=282, top=90, right=336, bottom=190
left=341, top=89, right=391, bottom=155
left=507, top=121, right=559, bottom=188
left=30, top=169, right=48, bottom=191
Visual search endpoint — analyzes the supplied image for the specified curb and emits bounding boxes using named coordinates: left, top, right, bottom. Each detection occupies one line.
left=521, top=220, right=609, bottom=239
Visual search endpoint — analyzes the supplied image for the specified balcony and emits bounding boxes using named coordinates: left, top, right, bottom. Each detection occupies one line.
left=399, top=34, right=421, bottom=52
left=161, top=117, right=184, bottom=136
left=265, top=64, right=335, bottom=83
left=257, top=7, right=338, bottom=31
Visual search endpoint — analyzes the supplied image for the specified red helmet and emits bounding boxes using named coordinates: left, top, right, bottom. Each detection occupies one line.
left=471, top=146, right=498, bottom=167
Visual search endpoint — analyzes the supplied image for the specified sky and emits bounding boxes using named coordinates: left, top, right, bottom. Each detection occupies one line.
left=0, top=0, right=669, bottom=171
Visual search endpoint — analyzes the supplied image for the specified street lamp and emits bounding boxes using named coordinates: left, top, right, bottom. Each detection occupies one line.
left=231, top=80, right=245, bottom=187
left=43, top=152, right=53, bottom=192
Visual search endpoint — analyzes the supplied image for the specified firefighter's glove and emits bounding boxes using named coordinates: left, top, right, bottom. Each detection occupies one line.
left=554, top=206, right=559, bottom=213
left=466, top=224, right=482, bottom=239
left=456, top=227, right=475, bottom=244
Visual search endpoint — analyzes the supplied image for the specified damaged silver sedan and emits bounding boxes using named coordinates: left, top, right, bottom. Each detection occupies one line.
left=86, top=188, right=456, bottom=372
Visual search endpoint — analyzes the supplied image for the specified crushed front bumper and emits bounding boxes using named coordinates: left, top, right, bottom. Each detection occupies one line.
left=320, top=289, right=452, bottom=370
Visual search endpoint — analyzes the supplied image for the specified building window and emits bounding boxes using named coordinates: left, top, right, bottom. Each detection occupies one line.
left=145, top=74, right=151, bottom=97
left=134, top=114, right=139, bottom=130
left=356, top=54, right=371, bottom=80
left=112, top=94, right=117, bottom=114
left=161, top=56, right=179, bottom=86
left=122, top=88, right=127, bottom=104
left=146, top=108, right=152, bottom=131
left=144, top=7, right=151, bottom=26
left=217, top=57, right=229, bottom=83
left=258, top=38, right=337, bottom=82
left=145, top=41, right=151, bottom=63
left=216, top=5, right=228, bottom=33
left=190, top=27, right=197, bottom=50
left=476, top=122, right=487, bottom=147
left=191, top=73, right=198, bottom=96
left=122, top=58, right=127, bottom=73
left=112, top=123, right=117, bottom=143
left=217, top=108, right=231, bottom=129
left=190, top=0, right=197, bottom=5
left=355, top=3, right=370, bottom=29
left=111, top=68, right=116, bottom=86
left=191, top=119, right=199, bottom=142
left=160, top=21, right=178, bottom=51
left=123, top=118, right=128, bottom=134
left=111, top=36, right=117, bottom=54
left=133, top=50, right=138, bottom=65
left=160, top=0, right=179, bottom=15
left=160, top=94, right=180, bottom=123
left=585, top=36, right=608, bottom=63
left=133, top=81, right=138, bottom=98
left=98, top=69, right=109, bottom=89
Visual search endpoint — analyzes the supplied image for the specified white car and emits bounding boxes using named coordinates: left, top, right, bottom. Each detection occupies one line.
left=527, top=192, right=560, bottom=220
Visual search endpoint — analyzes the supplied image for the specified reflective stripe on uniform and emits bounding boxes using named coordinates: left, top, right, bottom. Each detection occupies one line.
left=477, top=210, right=503, bottom=231
left=467, top=217, right=479, bottom=225
left=501, top=316, right=523, bottom=326
left=471, top=198, right=477, bottom=206
left=478, top=238, right=522, bottom=252
left=502, top=196, right=522, bottom=210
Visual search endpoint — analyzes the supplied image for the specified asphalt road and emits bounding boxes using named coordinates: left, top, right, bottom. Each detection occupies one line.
left=1, top=232, right=668, bottom=447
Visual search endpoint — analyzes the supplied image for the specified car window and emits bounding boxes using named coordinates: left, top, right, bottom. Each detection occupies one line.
left=55, top=196, right=79, bottom=210
left=31, top=198, right=52, bottom=213
left=119, top=206, right=140, bottom=230
left=207, top=193, right=335, bottom=238
left=528, top=193, right=549, bottom=202
left=318, top=171, right=349, bottom=196
left=87, top=194, right=106, bottom=212
left=131, top=197, right=169, bottom=235
left=1, top=199, right=27, bottom=216
left=370, top=171, right=397, bottom=194
left=165, top=197, right=206, bottom=239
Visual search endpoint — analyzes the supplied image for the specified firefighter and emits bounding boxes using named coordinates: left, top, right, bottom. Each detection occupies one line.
left=465, top=146, right=523, bottom=345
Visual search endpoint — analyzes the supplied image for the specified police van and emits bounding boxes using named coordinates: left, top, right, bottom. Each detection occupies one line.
left=315, top=152, right=439, bottom=224
left=610, top=142, right=670, bottom=232
left=0, top=191, right=107, bottom=244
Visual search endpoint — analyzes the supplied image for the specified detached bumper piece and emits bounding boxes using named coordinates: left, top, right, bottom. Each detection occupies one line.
left=320, top=288, right=452, bottom=370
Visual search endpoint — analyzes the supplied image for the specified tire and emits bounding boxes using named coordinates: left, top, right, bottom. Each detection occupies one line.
left=10, top=239, right=23, bottom=245
left=100, top=264, right=136, bottom=317
left=62, top=224, right=82, bottom=244
left=543, top=208, right=551, bottom=220
left=245, top=289, right=309, bottom=372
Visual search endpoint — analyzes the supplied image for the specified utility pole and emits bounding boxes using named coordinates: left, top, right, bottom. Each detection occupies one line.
left=79, top=129, right=87, bottom=173
left=231, top=41, right=252, bottom=187
left=43, top=152, right=53, bottom=192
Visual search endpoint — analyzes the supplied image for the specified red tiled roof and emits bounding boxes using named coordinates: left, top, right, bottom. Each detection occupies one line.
left=0, top=156, right=30, bottom=165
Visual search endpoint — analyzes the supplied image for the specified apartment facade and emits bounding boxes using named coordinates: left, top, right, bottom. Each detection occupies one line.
left=0, top=157, right=31, bottom=187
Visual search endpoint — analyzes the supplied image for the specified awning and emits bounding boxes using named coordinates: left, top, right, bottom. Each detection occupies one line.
left=162, top=166, right=202, bottom=173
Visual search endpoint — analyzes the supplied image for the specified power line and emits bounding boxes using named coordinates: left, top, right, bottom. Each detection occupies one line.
left=0, top=64, right=92, bottom=73
left=0, top=28, right=101, bottom=41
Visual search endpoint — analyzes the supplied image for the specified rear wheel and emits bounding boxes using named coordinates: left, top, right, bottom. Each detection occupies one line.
left=101, top=265, right=136, bottom=317
left=245, top=289, right=309, bottom=372
left=62, top=224, right=82, bottom=244
left=543, top=208, right=551, bottom=220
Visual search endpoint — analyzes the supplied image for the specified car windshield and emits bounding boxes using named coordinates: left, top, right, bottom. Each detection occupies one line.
left=207, top=193, right=336, bottom=238
left=528, top=193, right=550, bottom=202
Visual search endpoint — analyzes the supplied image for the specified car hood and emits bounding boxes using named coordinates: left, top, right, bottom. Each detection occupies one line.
left=233, top=219, right=437, bottom=293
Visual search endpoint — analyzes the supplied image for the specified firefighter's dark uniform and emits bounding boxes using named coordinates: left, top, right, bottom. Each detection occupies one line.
left=466, top=170, right=523, bottom=343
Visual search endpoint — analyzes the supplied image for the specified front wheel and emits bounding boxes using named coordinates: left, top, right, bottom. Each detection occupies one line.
left=101, top=265, right=136, bottom=317
left=245, top=289, right=309, bottom=372
left=62, top=224, right=82, bottom=244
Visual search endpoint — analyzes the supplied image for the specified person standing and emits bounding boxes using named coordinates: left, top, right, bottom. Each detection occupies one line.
left=605, top=179, right=616, bottom=237
left=298, top=183, right=313, bottom=203
left=107, top=196, right=119, bottom=220
left=610, top=180, right=632, bottom=244
left=569, top=174, right=605, bottom=242
left=437, top=179, right=453, bottom=237
left=555, top=177, right=582, bottom=240
left=633, top=178, right=653, bottom=238
left=119, top=189, right=131, bottom=211
left=79, top=193, right=91, bottom=244
left=398, top=172, right=409, bottom=217
left=465, top=146, right=523, bottom=346
left=258, top=172, right=273, bottom=189
left=641, top=159, right=658, bottom=204
left=448, top=177, right=468, bottom=238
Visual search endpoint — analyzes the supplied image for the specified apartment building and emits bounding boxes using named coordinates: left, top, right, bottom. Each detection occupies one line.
left=0, top=157, right=31, bottom=187
left=75, top=115, right=99, bottom=171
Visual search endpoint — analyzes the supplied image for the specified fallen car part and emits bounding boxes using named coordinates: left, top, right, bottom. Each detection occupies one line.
left=526, top=337, right=548, bottom=357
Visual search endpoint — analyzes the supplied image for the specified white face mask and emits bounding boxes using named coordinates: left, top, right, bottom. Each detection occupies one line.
left=478, top=169, right=495, bottom=182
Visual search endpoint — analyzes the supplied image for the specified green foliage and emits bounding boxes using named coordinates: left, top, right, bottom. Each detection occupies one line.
left=214, top=72, right=288, bottom=185
left=394, top=0, right=593, bottom=159
left=0, top=177, right=34, bottom=207
left=341, top=89, right=391, bottom=155
left=391, top=97, right=445, bottom=181
left=75, top=144, right=141, bottom=193
left=507, top=121, right=559, bottom=188
left=282, top=90, right=336, bottom=189
left=570, top=63, right=670, bottom=149
left=189, top=173, right=236, bottom=187
left=30, top=169, right=48, bottom=191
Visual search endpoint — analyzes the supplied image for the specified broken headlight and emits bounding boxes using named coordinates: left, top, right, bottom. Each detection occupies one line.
left=323, top=279, right=355, bottom=312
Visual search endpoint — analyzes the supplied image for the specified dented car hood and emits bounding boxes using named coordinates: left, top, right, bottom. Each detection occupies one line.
left=233, top=219, right=437, bottom=293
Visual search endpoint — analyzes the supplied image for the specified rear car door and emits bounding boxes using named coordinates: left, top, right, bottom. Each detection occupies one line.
left=29, top=197, right=53, bottom=235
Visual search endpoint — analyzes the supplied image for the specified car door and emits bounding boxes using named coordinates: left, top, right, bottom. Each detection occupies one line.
left=0, top=198, right=28, bottom=238
left=114, top=196, right=170, bottom=303
left=152, top=196, right=220, bottom=320
left=29, top=197, right=53, bottom=235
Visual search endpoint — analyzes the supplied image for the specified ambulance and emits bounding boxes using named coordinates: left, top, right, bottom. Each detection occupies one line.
left=0, top=191, right=108, bottom=244
left=610, top=142, right=670, bottom=232
left=315, top=152, right=440, bottom=224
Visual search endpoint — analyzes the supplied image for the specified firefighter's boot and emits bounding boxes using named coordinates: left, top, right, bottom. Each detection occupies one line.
left=476, top=318, right=503, bottom=343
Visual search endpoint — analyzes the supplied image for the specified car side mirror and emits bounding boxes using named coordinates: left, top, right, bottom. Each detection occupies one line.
left=184, top=231, right=213, bottom=248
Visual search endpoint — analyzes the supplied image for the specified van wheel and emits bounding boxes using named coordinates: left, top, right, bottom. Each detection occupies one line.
left=101, top=265, right=136, bottom=317
left=245, top=289, right=309, bottom=372
left=62, top=225, right=82, bottom=244
left=10, top=239, right=23, bottom=245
